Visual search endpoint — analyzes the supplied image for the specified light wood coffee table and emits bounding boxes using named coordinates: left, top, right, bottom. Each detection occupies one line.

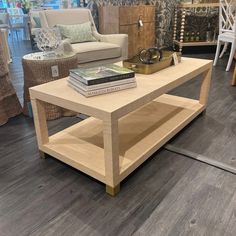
left=30, top=57, right=212, bottom=196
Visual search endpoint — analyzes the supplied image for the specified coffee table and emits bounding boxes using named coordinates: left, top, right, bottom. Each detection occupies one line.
left=30, top=57, right=212, bottom=196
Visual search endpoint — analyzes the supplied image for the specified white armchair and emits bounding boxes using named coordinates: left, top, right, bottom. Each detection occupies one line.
left=39, top=8, right=128, bottom=67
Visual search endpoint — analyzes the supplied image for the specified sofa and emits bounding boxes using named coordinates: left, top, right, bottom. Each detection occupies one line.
left=39, top=8, right=128, bottom=67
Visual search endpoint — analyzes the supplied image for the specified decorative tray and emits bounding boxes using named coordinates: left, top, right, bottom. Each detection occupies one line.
left=123, top=51, right=181, bottom=74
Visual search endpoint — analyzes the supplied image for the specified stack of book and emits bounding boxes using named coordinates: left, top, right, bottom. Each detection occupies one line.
left=68, top=64, right=136, bottom=97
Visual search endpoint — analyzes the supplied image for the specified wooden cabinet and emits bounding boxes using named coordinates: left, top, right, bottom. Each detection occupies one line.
left=99, top=5, right=156, bottom=58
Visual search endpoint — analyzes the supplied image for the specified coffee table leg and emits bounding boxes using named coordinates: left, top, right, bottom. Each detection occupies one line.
left=106, top=184, right=120, bottom=196
left=39, top=150, right=47, bottom=159
left=103, top=119, right=120, bottom=196
left=31, top=99, right=49, bottom=158
left=199, top=67, right=212, bottom=107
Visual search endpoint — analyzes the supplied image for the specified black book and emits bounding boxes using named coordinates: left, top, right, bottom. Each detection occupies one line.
left=70, top=64, right=135, bottom=86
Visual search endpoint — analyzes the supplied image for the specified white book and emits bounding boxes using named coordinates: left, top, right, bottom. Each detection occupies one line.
left=68, top=80, right=137, bottom=97
left=69, top=75, right=136, bottom=91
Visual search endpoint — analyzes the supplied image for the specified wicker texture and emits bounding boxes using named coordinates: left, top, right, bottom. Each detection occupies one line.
left=0, top=40, right=22, bottom=126
left=22, top=54, right=78, bottom=120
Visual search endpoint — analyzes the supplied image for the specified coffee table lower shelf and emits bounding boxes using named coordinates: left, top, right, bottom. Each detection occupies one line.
left=40, top=94, right=205, bottom=192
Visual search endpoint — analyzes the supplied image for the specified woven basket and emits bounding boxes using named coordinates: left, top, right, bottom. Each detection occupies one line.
left=22, top=54, right=78, bottom=120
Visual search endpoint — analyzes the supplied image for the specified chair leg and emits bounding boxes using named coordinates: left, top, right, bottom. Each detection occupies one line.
left=226, top=42, right=236, bottom=72
left=213, top=39, right=222, bottom=66
left=16, top=30, right=18, bottom=40
left=219, top=42, right=228, bottom=58
left=10, top=30, right=13, bottom=41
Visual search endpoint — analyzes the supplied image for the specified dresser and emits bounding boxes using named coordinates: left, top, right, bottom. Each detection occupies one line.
left=99, top=5, right=156, bottom=58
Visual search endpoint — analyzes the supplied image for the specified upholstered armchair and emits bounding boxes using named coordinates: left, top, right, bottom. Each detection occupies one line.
left=28, top=10, right=42, bottom=49
left=39, top=8, right=128, bottom=67
left=0, top=33, right=22, bottom=125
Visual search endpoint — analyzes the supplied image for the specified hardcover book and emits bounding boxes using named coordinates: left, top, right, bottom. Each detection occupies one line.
left=68, top=79, right=137, bottom=97
left=69, top=76, right=136, bottom=91
left=70, top=64, right=135, bottom=86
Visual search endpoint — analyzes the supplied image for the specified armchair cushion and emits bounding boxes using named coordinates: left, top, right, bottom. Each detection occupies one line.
left=71, top=42, right=121, bottom=64
left=57, top=22, right=96, bottom=44
left=33, top=16, right=41, bottom=28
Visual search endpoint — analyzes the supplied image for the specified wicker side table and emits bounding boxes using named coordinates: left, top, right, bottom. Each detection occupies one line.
left=22, top=52, right=78, bottom=120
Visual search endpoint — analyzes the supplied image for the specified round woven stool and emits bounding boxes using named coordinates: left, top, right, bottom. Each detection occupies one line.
left=22, top=52, right=78, bottom=120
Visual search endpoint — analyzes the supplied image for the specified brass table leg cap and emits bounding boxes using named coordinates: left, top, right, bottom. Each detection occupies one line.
left=106, top=184, right=120, bottom=196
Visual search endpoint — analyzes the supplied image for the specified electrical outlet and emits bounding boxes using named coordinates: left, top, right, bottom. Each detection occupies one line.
left=51, top=65, right=59, bottom=77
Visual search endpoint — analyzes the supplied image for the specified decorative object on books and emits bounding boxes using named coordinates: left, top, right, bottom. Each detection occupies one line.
left=22, top=52, right=78, bottom=120
left=35, top=28, right=62, bottom=57
left=139, top=47, right=163, bottom=64
left=123, top=50, right=181, bottom=74
left=68, top=64, right=136, bottom=97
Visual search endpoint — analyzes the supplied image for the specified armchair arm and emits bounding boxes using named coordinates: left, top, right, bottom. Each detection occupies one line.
left=94, top=32, right=128, bottom=60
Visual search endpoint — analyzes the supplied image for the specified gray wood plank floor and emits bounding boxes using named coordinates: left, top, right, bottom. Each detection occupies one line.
left=169, top=54, right=236, bottom=168
left=1, top=40, right=236, bottom=236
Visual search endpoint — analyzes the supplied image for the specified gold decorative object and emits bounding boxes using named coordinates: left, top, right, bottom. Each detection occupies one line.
left=138, top=47, right=163, bottom=64
left=123, top=51, right=181, bottom=74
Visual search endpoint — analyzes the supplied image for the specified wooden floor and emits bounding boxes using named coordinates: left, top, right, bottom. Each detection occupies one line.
left=1, top=40, right=236, bottom=236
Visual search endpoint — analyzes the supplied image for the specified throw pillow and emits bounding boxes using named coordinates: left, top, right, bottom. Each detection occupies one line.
left=0, top=20, right=3, bottom=24
left=33, top=16, right=41, bottom=28
left=57, top=22, right=97, bottom=44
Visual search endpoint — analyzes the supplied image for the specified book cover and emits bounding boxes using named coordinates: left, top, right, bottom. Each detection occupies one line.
left=70, top=64, right=135, bottom=86
left=69, top=75, right=136, bottom=91
left=68, top=80, right=137, bottom=97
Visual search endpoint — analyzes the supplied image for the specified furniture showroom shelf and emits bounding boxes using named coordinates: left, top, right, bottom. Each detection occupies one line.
left=173, top=2, right=219, bottom=52
left=42, top=94, right=204, bottom=183
left=173, top=40, right=217, bottom=47
left=178, top=3, right=219, bottom=8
